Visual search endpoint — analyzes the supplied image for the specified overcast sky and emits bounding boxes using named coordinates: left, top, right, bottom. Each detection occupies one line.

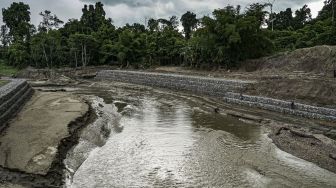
left=0, top=0, right=326, bottom=27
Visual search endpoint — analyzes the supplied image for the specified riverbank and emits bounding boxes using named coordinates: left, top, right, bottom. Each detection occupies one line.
left=0, top=91, right=93, bottom=187
left=0, top=78, right=335, bottom=187
left=61, top=80, right=336, bottom=187
left=269, top=122, right=336, bottom=173
left=93, top=73, right=336, bottom=174
left=0, top=92, right=89, bottom=175
left=96, top=70, right=336, bottom=122
left=1, top=49, right=335, bottom=186
left=0, top=45, right=334, bottom=186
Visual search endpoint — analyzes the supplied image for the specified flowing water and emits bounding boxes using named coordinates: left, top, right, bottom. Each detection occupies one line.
left=67, top=82, right=336, bottom=188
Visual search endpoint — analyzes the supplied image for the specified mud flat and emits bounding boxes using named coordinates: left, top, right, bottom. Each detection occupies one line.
left=0, top=92, right=90, bottom=187
left=268, top=122, right=336, bottom=173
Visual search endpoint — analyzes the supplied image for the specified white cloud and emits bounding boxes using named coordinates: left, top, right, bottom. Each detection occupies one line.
left=307, top=0, right=325, bottom=17
left=0, top=0, right=326, bottom=27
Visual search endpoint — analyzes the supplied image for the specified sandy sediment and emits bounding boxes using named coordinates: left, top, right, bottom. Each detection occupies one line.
left=268, top=122, right=336, bottom=173
left=0, top=80, right=122, bottom=187
left=0, top=92, right=88, bottom=175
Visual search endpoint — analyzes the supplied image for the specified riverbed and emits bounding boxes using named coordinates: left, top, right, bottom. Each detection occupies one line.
left=63, top=81, right=336, bottom=188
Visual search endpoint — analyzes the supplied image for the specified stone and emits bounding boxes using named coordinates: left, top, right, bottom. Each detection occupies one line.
left=329, top=154, right=336, bottom=160
left=326, top=130, right=336, bottom=140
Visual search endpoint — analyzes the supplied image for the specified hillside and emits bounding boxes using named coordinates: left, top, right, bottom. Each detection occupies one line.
left=245, top=45, right=336, bottom=75
left=152, top=46, right=336, bottom=107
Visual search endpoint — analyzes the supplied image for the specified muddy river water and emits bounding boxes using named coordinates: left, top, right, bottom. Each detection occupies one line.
left=66, top=82, right=336, bottom=188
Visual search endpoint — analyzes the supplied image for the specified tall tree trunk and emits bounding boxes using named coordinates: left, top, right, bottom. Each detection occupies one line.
left=49, top=45, right=53, bottom=69
left=74, top=51, right=78, bottom=69
left=81, top=43, right=84, bottom=67
left=84, top=44, right=87, bottom=67
left=42, top=45, right=49, bottom=68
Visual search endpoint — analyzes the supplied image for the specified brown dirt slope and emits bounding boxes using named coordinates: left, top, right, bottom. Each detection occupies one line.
left=244, top=45, right=336, bottom=74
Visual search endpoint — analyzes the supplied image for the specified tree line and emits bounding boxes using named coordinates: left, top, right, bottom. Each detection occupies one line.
left=0, top=1, right=335, bottom=69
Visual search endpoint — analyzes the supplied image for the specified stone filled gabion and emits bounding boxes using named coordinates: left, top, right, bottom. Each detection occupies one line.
left=0, top=79, right=34, bottom=127
left=96, top=70, right=336, bottom=122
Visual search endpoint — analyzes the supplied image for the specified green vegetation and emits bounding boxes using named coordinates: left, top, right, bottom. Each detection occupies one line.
left=0, top=60, right=19, bottom=76
left=0, top=1, right=335, bottom=70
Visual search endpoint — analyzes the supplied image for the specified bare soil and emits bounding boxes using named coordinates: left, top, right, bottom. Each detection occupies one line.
left=0, top=92, right=88, bottom=175
left=269, top=123, right=336, bottom=173
left=0, top=92, right=94, bottom=188
left=151, top=45, right=336, bottom=108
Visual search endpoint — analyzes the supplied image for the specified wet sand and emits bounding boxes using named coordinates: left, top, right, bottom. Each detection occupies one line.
left=269, top=123, right=336, bottom=173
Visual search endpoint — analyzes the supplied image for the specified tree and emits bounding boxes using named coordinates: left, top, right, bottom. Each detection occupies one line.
left=2, top=2, right=32, bottom=42
left=60, top=19, right=85, bottom=37
left=0, top=25, right=11, bottom=47
left=38, top=10, right=64, bottom=32
left=92, top=24, right=117, bottom=65
left=272, top=8, right=294, bottom=30
left=80, top=2, right=111, bottom=33
left=180, top=11, right=198, bottom=40
left=69, top=33, right=98, bottom=67
left=185, top=4, right=272, bottom=69
left=1, top=1, right=335, bottom=70
left=169, top=16, right=179, bottom=30
left=293, top=5, right=312, bottom=29
left=317, top=0, right=336, bottom=22
left=148, top=18, right=159, bottom=32
left=7, top=40, right=29, bottom=67
left=30, top=30, right=65, bottom=68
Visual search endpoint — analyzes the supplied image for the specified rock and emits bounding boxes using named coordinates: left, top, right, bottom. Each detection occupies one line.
left=325, top=130, right=336, bottom=140
left=311, top=130, right=324, bottom=134
left=81, top=74, right=97, bottom=79
left=329, top=154, right=336, bottom=160
left=275, top=127, right=290, bottom=135
left=311, top=126, right=330, bottom=133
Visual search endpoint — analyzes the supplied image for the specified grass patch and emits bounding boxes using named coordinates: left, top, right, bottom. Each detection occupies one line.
left=0, top=60, right=19, bottom=77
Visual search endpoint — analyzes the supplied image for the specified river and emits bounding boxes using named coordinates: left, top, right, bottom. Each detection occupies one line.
left=67, top=82, right=336, bottom=188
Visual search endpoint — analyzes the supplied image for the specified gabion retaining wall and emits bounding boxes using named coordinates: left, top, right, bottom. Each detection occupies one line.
left=0, top=79, right=34, bottom=128
left=96, top=70, right=253, bottom=94
left=96, top=70, right=336, bottom=121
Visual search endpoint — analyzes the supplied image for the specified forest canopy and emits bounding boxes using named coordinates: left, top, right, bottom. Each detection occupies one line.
left=0, top=1, right=335, bottom=69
